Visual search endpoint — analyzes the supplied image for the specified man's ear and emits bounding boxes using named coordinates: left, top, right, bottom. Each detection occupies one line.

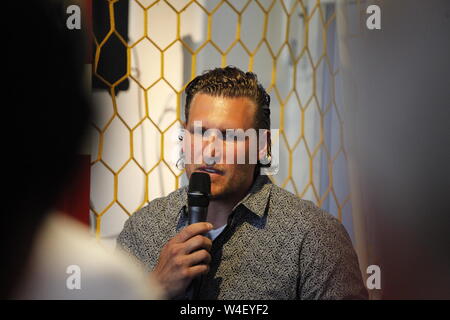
left=180, top=121, right=187, bottom=153
left=258, top=129, right=271, bottom=163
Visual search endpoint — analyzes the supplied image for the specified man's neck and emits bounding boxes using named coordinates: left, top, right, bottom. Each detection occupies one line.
left=206, top=200, right=234, bottom=229
left=206, top=185, right=252, bottom=229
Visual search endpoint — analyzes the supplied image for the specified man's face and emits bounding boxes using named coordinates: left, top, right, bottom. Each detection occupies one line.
left=184, top=93, right=258, bottom=200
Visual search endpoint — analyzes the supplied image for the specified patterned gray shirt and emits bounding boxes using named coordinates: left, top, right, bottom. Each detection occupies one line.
left=117, top=175, right=368, bottom=300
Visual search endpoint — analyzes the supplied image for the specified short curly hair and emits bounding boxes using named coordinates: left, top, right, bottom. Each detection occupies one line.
left=184, top=66, right=271, bottom=131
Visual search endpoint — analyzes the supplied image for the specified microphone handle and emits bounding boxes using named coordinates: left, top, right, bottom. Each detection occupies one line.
left=188, top=206, right=208, bottom=225
left=187, top=205, right=208, bottom=299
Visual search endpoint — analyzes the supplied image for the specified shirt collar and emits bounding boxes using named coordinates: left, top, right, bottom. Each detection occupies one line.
left=231, top=174, right=272, bottom=218
left=171, top=174, right=273, bottom=220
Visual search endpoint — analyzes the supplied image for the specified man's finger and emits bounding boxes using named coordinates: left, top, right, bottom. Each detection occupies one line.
left=186, top=264, right=210, bottom=279
left=187, top=249, right=212, bottom=266
left=184, top=235, right=212, bottom=254
left=174, top=222, right=213, bottom=243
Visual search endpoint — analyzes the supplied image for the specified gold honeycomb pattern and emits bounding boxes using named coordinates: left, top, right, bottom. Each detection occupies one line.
left=91, top=0, right=362, bottom=241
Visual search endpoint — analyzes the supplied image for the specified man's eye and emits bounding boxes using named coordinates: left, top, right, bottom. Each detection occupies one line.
left=225, top=132, right=234, bottom=141
left=189, top=129, right=202, bottom=136
left=204, top=131, right=226, bottom=141
left=225, top=133, right=246, bottom=142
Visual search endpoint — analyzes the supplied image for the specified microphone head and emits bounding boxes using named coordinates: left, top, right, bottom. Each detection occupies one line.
left=188, top=172, right=211, bottom=207
left=188, top=172, right=211, bottom=195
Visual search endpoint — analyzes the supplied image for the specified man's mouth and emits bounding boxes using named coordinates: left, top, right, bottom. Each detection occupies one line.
left=195, top=166, right=224, bottom=176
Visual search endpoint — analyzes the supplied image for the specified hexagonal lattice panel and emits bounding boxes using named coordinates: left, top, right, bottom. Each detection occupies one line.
left=91, top=0, right=355, bottom=239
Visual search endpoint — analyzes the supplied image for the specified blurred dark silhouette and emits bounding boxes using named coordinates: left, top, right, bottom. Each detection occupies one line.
left=2, top=1, right=162, bottom=300
left=2, top=1, right=91, bottom=298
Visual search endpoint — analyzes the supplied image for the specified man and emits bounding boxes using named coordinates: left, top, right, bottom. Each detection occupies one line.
left=117, top=66, right=368, bottom=299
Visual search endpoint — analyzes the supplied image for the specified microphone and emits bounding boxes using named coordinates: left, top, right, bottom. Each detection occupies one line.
left=186, top=172, right=211, bottom=299
left=187, top=172, right=211, bottom=225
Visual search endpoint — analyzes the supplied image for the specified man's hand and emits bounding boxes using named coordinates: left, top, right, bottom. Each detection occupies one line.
left=152, top=222, right=213, bottom=298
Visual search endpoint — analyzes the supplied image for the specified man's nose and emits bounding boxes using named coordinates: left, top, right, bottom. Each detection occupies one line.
left=203, top=132, right=216, bottom=153
left=202, top=132, right=223, bottom=163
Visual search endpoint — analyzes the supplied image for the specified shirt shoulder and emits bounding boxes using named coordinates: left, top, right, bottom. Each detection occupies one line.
left=128, top=186, right=187, bottom=227
left=268, top=183, right=341, bottom=232
left=268, top=185, right=367, bottom=299
left=16, top=213, right=164, bottom=299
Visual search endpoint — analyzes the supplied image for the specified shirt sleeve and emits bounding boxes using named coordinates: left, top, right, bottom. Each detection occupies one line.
left=297, top=207, right=368, bottom=300
left=116, top=217, right=142, bottom=263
